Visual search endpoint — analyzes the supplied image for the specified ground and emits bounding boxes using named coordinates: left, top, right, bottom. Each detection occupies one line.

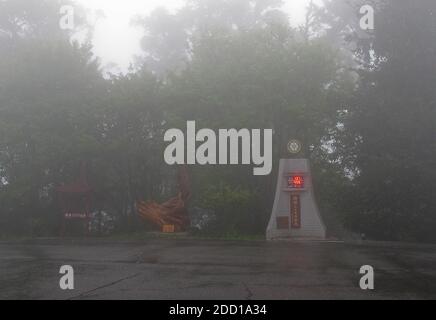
left=0, top=238, right=435, bottom=300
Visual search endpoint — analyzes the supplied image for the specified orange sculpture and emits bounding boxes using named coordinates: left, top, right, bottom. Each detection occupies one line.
left=137, top=166, right=191, bottom=232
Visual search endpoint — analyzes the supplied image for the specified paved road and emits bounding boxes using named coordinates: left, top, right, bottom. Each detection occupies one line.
left=0, top=238, right=435, bottom=299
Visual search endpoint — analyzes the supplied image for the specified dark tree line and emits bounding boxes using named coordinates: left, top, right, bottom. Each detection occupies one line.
left=0, top=0, right=435, bottom=242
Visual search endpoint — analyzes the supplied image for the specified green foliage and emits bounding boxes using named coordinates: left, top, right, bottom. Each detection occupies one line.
left=321, top=0, right=436, bottom=242
left=199, top=182, right=260, bottom=235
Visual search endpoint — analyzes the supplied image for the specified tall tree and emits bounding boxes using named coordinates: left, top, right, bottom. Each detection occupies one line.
left=0, top=0, right=104, bottom=235
left=321, top=0, right=436, bottom=241
left=134, top=0, right=288, bottom=77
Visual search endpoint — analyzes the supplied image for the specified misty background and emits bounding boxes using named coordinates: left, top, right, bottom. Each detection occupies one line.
left=76, top=0, right=318, bottom=74
left=0, top=0, right=435, bottom=242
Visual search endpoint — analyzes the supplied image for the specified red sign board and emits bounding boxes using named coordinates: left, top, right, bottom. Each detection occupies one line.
left=290, top=193, right=301, bottom=229
left=162, top=224, right=175, bottom=233
left=287, top=175, right=304, bottom=189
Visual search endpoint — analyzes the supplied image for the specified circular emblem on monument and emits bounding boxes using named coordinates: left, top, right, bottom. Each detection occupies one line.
left=287, top=139, right=302, bottom=154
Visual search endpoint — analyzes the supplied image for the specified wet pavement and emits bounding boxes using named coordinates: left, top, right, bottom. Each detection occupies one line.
left=1, top=238, right=435, bottom=299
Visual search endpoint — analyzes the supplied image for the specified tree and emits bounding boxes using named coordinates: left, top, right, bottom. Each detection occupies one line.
left=134, top=0, right=288, bottom=77
left=159, top=14, right=350, bottom=234
left=321, top=0, right=436, bottom=241
left=0, top=0, right=104, bottom=235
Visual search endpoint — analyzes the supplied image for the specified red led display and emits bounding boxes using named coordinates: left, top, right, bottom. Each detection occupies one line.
left=288, top=175, right=304, bottom=188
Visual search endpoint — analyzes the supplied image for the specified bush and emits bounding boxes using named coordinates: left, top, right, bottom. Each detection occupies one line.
left=198, top=182, right=261, bottom=235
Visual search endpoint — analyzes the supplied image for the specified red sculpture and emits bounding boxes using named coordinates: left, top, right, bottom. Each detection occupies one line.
left=137, top=166, right=191, bottom=232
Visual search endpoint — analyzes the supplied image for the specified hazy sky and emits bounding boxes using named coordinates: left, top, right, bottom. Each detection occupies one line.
left=75, top=0, right=316, bottom=73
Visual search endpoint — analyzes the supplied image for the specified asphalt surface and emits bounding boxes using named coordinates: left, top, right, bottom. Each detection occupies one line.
left=1, top=238, right=435, bottom=300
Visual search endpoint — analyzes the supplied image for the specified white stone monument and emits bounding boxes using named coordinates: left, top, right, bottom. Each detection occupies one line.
left=266, top=158, right=326, bottom=240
